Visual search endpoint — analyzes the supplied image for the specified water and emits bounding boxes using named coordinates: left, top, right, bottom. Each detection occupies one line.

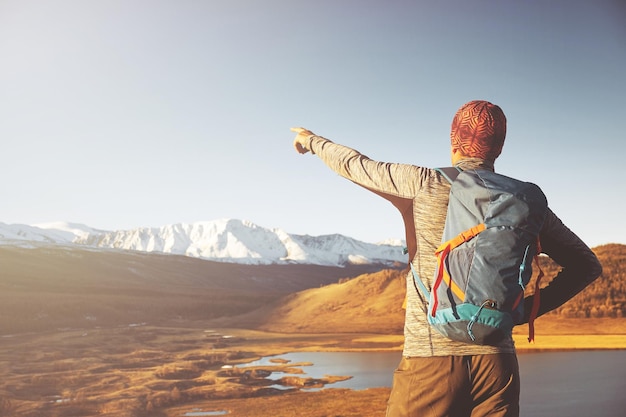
left=518, top=350, right=626, bottom=417
left=243, top=350, right=626, bottom=417
left=242, top=351, right=400, bottom=390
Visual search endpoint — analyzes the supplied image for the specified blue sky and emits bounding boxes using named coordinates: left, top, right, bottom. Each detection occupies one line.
left=1, top=0, right=624, bottom=247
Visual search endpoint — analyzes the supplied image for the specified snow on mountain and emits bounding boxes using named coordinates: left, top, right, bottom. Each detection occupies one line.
left=0, top=222, right=69, bottom=246
left=34, top=222, right=105, bottom=241
left=0, top=219, right=406, bottom=267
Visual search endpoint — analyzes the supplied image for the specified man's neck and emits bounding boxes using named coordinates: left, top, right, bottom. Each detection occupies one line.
left=454, top=158, right=495, bottom=171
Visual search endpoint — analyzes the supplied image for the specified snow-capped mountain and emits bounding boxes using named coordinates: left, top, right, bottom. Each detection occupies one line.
left=0, top=219, right=406, bottom=267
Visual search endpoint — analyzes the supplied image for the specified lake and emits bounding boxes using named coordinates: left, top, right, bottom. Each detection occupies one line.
left=518, top=350, right=626, bottom=417
left=244, top=350, right=626, bottom=417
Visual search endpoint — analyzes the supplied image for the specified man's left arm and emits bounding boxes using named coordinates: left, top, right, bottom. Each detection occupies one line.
left=524, top=209, right=603, bottom=319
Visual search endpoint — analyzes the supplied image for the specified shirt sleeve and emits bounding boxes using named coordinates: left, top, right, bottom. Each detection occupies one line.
left=308, top=135, right=427, bottom=199
left=523, top=208, right=603, bottom=320
left=309, top=135, right=434, bottom=261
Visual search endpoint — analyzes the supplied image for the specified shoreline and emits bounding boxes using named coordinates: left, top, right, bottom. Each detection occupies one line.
left=213, top=328, right=626, bottom=357
left=513, top=334, right=626, bottom=352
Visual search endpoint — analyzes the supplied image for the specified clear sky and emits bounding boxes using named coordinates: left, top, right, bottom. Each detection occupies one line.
left=1, top=0, right=624, bottom=248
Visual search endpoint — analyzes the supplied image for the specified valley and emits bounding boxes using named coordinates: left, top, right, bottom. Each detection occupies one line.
left=0, top=243, right=624, bottom=416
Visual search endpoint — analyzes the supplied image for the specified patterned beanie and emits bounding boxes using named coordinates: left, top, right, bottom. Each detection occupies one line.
left=450, top=100, right=507, bottom=161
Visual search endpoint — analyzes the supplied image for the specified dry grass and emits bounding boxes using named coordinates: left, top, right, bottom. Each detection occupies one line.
left=514, top=317, right=626, bottom=350
left=252, top=269, right=407, bottom=334
left=1, top=322, right=624, bottom=417
left=0, top=325, right=401, bottom=417
left=514, top=334, right=626, bottom=350
left=166, top=387, right=391, bottom=417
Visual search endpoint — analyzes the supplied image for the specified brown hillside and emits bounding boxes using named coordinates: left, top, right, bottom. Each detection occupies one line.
left=541, top=243, right=626, bottom=318
left=0, top=245, right=389, bottom=335
left=245, top=244, right=626, bottom=334
left=2, top=243, right=623, bottom=336
left=249, top=269, right=407, bottom=334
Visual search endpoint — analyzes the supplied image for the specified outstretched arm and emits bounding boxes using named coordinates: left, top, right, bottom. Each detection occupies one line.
left=289, top=126, right=427, bottom=199
left=289, top=127, right=428, bottom=260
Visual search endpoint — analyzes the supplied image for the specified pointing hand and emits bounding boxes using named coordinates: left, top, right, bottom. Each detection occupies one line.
left=291, top=127, right=315, bottom=154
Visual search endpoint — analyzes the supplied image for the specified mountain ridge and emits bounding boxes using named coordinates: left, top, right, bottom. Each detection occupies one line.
left=0, top=219, right=406, bottom=267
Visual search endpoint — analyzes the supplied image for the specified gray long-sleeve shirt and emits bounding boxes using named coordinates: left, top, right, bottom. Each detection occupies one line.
left=308, top=135, right=602, bottom=357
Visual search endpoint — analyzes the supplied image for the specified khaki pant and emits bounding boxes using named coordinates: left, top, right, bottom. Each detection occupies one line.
left=386, top=354, right=520, bottom=417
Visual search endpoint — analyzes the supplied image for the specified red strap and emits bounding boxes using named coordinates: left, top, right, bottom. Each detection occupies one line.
left=431, top=244, right=450, bottom=317
left=527, top=238, right=544, bottom=343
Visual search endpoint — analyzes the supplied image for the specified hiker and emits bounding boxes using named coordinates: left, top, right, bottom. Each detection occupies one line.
left=290, top=100, right=602, bottom=417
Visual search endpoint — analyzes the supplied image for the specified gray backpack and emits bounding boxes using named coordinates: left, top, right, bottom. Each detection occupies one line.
left=411, top=167, right=548, bottom=345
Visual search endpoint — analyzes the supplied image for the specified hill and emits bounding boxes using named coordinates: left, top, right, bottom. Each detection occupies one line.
left=218, top=269, right=407, bottom=334
left=541, top=244, right=626, bottom=318
left=1, top=243, right=624, bottom=337
left=234, top=244, right=626, bottom=333
left=0, top=245, right=392, bottom=335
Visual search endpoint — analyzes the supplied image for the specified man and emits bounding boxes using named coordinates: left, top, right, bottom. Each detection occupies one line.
left=291, top=100, right=602, bottom=417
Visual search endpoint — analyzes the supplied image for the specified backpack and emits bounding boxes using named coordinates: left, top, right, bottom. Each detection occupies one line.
left=411, top=167, right=548, bottom=345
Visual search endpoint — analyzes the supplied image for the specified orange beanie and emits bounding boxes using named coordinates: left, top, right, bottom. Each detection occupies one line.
left=450, top=100, right=507, bottom=161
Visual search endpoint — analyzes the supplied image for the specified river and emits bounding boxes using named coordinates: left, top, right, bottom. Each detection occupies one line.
left=244, top=350, right=626, bottom=417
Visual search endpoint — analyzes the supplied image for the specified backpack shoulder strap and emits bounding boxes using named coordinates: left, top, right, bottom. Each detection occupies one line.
left=434, top=166, right=462, bottom=184
left=410, top=263, right=430, bottom=299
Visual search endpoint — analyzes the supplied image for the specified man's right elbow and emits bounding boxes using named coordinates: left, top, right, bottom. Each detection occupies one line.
left=587, top=256, right=603, bottom=285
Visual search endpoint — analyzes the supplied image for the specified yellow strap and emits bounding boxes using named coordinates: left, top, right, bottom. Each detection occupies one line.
left=436, top=223, right=486, bottom=254
left=443, top=268, right=466, bottom=300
